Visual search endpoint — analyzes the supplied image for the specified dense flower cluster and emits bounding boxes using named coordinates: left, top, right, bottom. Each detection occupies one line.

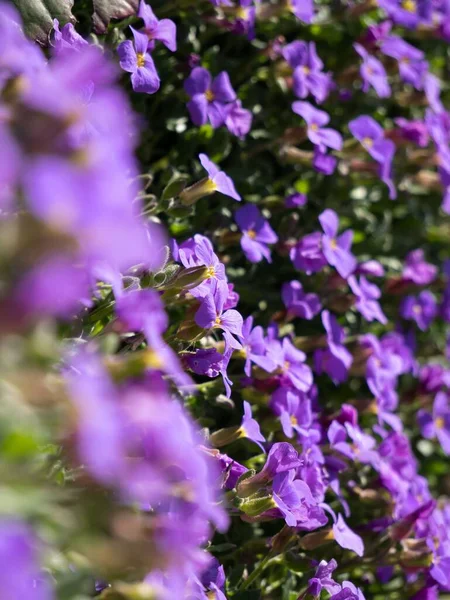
left=1, top=0, right=450, bottom=599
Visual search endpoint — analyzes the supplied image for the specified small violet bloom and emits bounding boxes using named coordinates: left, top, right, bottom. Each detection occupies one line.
left=314, top=310, right=353, bottom=384
left=402, top=249, right=437, bottom=285
left=240, top=401, right=266, bottom=450
left=290, top=232, right=327, bottom=275
left=348, top=275, right=387, bottom=324
left=185, top=67, right=236, bottom=128
left=198, top=153, right=241, bottom=201
left=195, top=279, right=244, bottom=350
left=239, top=316, right=277, bottom=376
left=282, top=280, right=321, bottom=320
left=401, top=291, right=437, bottom=331
left=354, top=43, right=391, bottom=98
left=348, top=115, right=396, bottom=199
left=285, top=193, right=307, bottom=208
left=381, top=36, right=427, bottom=89
left=289, top=0, right=314, bottom=23
left=117, top=27, right=160, bottom=94
left=282, top=41, right=332, bottom=103
left=319, top=209, right=357, bottom=279
left=292, top=101, right=343, bottom=152
left=333, top=514, right=364, bottom=557
left=224, top=100, right=253, bottom=138
left=418, top=392, right=450, bottom=455
left=138, top=0, right=177, bottom=52
left=235, top=204, right=278, bottom=263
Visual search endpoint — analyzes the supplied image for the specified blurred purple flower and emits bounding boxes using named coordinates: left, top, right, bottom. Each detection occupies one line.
left=418, top=392, right=450, bottom=454
left=348, top=275, right=387, bottom=324
left=138, top=0, right=177, bottom=52
left=240, top=316, right=277, bottom=376
left=354, top=43, right=390, bottom=98
left=285, top=193, right=307, bottom=208
left=401, top=291, right=437, bottom=331
left=282, top=280, right=321, bottom=320
left=333, top=514, right=364, bottom=557
left=314, top=310, right=353, bottom=384
left=290, top=232, right=327, bottom=275
left=224, top=100, right=253, bottom=138
left=235, top=204, right=278, bottom=263
left=283, top=41, right=332, bottom=103
left=381, top=36, right=427, bottom=89
left=293, top=101, right=343, bottom=151
left=319, top=209, right=357, bottom=279
left=402, top=249, right=437, bottom=285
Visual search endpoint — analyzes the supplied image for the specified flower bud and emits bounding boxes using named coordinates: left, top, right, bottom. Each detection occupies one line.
left=179, top=177, right=218, bottom=206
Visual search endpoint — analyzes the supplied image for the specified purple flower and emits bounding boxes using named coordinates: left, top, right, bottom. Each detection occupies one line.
left=402, top=249, right=437, bottom=285
left=240, top=401, right=266, bottom=449
left=235, top=204, right=278, bottom=263
left=267, top=337, right=314, bottom=392
left=292, top=102, right=343, bottom=151
left=138, top=0, right=177, bottom=52
left=282, top=41, right=332, bottom=103
left=356, top=260, right=385, bottom=277
left=270, top=386, right=313, bottom=438
left=314, top=310, right=353, bottom=384
left=289, top=0, right=314, bottom=23
left=331, top=582, right=366, bottom=600
left=195, top=280, right=243, bottom=350
left=290, top=232, right=327, bottom=275
left=282, top=280, right=321, bottom=320
left=269, top=469, right=320, bottom=527
left=184, top=67, right=236, bottom=128
left=240, top=316, right=277, bottom=376
left=117, top=27, right=160, bottom=94
left=381, top=36, right=427, bottom=89
left=313, top=147, right=338, bottom=175
left=299, top=560, right=341, bottom=598
left=354, top=43, right=391, bottom=98
left=51, top=19, right=87, bottom=54
left=184, top=347, right=233, bottom=397
left=418, top=392, right=450, bottom=454
left=0, top=520, right=54, bottom=600
left=231, top=0, right=257, bottom=39
left=198, top=154, right=241, bottom=201
left=214, top=450, right=248, bottom=490
left=348, top=275, right=387, bottom=324
left=328, top=421, right=380, bottom=468
left=394, top=118, right=429, bottom=147
left=176, top=234, right=226, bottom=298
left=376, top=0, right=432, bottom=28
left=333, top=514, right=364, bottom=557
left=285, top=193, right=307, bottom=208
left=319, top=209, right=357, bottom=279
left=348, top=115, right=396, bottom=199
left=224, top=100, right=253, bottom=138
left=401, top=291, right=437, bottom=331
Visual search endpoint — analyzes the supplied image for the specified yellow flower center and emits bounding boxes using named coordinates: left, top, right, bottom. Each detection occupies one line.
left=302, top=66, right=311, bottom=75
left=413, top=304, right=422, bottom=314
left=215, top=316, right=222, bottom=325
left=330, top=238, right=338, bottom=250
left=402, top=0, right=417, bottom=12
left=247, top=229, right=257, bottom=239
left=136, top=53, right=146, bottom=68
left=310, top=123, right=319, bottom=131
left=435, top=416, right=445, bottom=429
left=284, top=360, right=290, bottom=371
left=205, top=177, right=218, bottom=193
left=206, top=265, right=216, bottom=278
left=363, top=137, right=373, bottom=148
left=291, top=415, right=298, bottom=425
left=143, top=349, right=164, bottom=369
left=236, top=6, right=249, bottom=19
left=205, top=89, right=215, bottom=102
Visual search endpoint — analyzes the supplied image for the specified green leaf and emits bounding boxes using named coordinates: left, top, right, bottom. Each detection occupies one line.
left=92, top=0, right=138, bottom=33
left=12, top=0, right=74, bottom=45
left=161, top=174, right=190, bottom=201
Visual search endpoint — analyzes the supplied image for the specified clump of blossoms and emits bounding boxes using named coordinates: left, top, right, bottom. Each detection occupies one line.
left=1, top=0, right=450, bottom=599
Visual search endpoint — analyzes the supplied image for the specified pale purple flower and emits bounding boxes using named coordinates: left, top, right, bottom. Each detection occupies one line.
left=313, top=148, right=338, bottom=175
left=285, top=193, right=307, bottom=208
left=185, top=67, right=236, bottom=128
left=381, top=36, right=427, bottom=89
left=240, top=316, right=277, bottom=376
left=235, top=204, right=278, bottom=263
left=354, top=43, right=390, bottom=98
left=401, top=291, right=437, bottom=331
left=199, top=153, right=241, bottom=201
left=224, top=100, right=253, bottom=138
left=195, top=280, right=243, bottom=349
left=184, top=348, right=233, bottom=397
left=289, top=0, right=314, bottom=23
left=270, top=386, right=313, bottom=438
left=176, top=234, right=226, bottom=299
left=290, top=232, right=327, bottom=274
left=282, top=280, right=321, bottom=320
left=333, top=514, right=364, bottom=557
left=376, top=0, right=432, bottom=28
left=138, top=0, right=177, bottom=52
left=314, top=310, right=353, bottom=384
left=51, top=19, right=87, bottom=54
left=117, top=27, right=160, bottom=94
left=0, top=520, right=54, bottom=600
left=348, top=275, right=387, bottom=324
left=394, top=118, right=429, bottom=147
left=283, top=41, right=332, bottom=103
left=402, top=249, right=437, bottom=285
left=418, top=392, right=450, bottom=454
left=240, top=401, right=266, bottom=449
left=293, top=101, right=343, bottom=151
left=299, top=560, right=341, bottom=598
left=267, top=337, right=314, bottom=392
left=348, top=115, right=396, bottom=199
left=319, top=209, right=357, bottom=279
